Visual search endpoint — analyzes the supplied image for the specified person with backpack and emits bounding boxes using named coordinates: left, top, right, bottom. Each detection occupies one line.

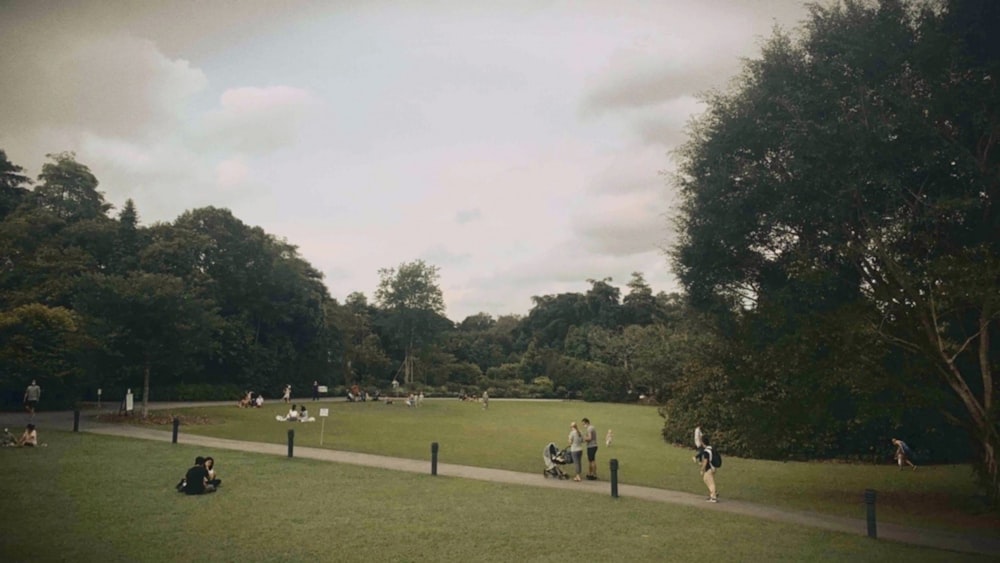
left=694, top=435, right=721, bottom=502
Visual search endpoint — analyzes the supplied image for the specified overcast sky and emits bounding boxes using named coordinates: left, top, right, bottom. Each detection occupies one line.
left=0, top=0, right=809, bottom=321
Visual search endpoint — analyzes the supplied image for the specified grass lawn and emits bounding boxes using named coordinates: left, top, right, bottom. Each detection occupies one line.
left=131, top=399, right=999, bottom=536
left=0, top=431, right=990, bottom=562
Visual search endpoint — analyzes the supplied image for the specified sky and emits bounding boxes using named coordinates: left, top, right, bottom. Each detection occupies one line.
left=0, top=0, right=809, bottom=321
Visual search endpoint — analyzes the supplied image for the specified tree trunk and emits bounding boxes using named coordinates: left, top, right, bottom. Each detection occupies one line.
left=974, top=425, right=1000, bottom=506
left=142, top=361, right=151, bottom=419
left=921, top=309, right=999, bottom=504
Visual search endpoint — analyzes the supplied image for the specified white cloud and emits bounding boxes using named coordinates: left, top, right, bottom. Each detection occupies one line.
left=0, top=0, right=810, bottom=321
left=0, top=33, right=206, bottom=139
left=203, top=86, right=322, bottom=154
left=216, top=157, right=251, bottom=191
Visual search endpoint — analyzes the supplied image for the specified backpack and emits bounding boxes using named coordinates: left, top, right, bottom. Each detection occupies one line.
left=707, top=446, right=722, bottom=469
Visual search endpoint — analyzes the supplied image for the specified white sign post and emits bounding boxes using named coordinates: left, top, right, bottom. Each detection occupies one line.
left=319, top=408, right=330, bottom=445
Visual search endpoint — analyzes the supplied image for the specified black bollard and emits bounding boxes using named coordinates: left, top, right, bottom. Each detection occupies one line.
left=73, top=410, right=80, bottom=432
left=610, top=458, right=619, bottom=498
left=431, top=442, right=439, bottom=476
left=287, top=428, right=295, bottom=458
left=864, top=489, right=877, bottom=538
left=172, top=417, right=180, bottom=443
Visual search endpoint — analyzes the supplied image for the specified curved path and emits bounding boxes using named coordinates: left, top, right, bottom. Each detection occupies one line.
left=4, top=404, right=998, bottom=557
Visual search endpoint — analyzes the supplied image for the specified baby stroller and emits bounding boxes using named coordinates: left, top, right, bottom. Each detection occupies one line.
left=543, top=442, right=571, bottom=479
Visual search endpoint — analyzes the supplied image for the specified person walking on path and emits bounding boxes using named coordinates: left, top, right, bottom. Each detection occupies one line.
left=568, top=421, right=584, bottom=482
left=892, top=438, right=917, bottom=471
left=482, top=390, right=489, bottom=410
left=282, top=385, right=291, bottom=404
left=694, top=425, right=704, bottom=449
left=582, top=417, right=598, bottom=480
left=23, top=380, right=41, bottom=415
left=695, top=435, right=718, bottom=502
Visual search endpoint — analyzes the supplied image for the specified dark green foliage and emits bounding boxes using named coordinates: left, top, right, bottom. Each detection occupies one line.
left=670, top=0, right=999, bottom=500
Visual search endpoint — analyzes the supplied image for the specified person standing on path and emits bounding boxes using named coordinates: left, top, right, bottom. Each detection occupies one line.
left=695, top=435, right=718, bottom=502
left=582, top=417, right=598, bottom=480
left=694, top=425, right=704, bottom=449
left=482, top=390, right=489, bottom=410
left=568, top=421, right=584, bottom=482
left=312, top=381, right=319, bottom=401
left=23, top=380, right=41, bottom=415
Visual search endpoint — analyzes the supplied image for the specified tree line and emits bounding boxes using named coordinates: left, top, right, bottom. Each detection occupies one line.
left=0, top=151, right=685, bottom=414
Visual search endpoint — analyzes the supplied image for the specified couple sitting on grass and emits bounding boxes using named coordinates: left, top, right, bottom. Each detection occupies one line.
left=176, top=455, right=222, bottom=495
left=275, top=404, right=315, bottom=422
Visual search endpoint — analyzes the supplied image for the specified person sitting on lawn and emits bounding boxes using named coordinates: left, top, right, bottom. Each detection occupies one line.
left=16, top=423, right=38, bottom=447
left=179, top=456, right=216, bottom=495
left=204, top=456, right=222, bottom=488
left=298, top=405, right=309, bottom=421
left=1, top=427, right=17, bottom=447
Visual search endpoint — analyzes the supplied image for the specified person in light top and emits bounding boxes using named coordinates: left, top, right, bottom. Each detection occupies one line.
left=16, top=423, right=37, bottom=447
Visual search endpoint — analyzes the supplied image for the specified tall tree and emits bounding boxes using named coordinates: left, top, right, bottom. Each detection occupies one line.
left=374, top=260, right=446, bottom=384
left=673, top=0, right=1000, bottom=501
left=73, top=272, right=219, bottom=417
left=622, top=272, right=659, bottom=326
left=0, top=149, right=31, bottom=220
left=34, top=152, right=111, bottom=221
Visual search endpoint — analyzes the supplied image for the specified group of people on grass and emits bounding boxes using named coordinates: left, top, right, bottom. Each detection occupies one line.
left=276, top=404, right=315, bottom=422
left=457, top=391, right=489, bottom=409
left=566, top=417, right=600, bottom=482
left=2, top=423, right=39, bottom=447
left=176, top=455, right=222, bottom=495
left=238, top=391, right=265, bottom=408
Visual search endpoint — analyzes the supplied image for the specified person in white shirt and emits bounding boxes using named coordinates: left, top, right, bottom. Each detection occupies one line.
left=17, top=423, right=38, bottom=447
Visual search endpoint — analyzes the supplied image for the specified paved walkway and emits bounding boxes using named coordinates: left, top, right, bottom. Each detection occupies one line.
left=4, top=405, right=999, bottom=557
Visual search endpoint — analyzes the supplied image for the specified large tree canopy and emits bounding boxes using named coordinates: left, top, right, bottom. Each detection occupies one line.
left=673, top=0, right=999, bottom=501
left=375, top=260, right=448, bottom=384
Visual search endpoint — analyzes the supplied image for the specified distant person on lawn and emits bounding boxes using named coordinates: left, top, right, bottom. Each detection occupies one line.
left=892, top=438, right=917, bottom=471
left=568, top=421, right=584, bottom=482
left=24, top=380, right=41, bottom=415
left=16, top=423, right=38, bottom=447
left=178, top=456, right=216, bottom=495
left=204, top=456, right=222, bottom=488
left=694, top=435, right=718, bottom=502
left=582, top=417, right=598, bottom=480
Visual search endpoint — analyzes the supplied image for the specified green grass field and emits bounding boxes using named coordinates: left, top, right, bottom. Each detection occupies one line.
left=139, top=399, right=998, bottom=535
left=0, top=431, right=990, bottom=562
